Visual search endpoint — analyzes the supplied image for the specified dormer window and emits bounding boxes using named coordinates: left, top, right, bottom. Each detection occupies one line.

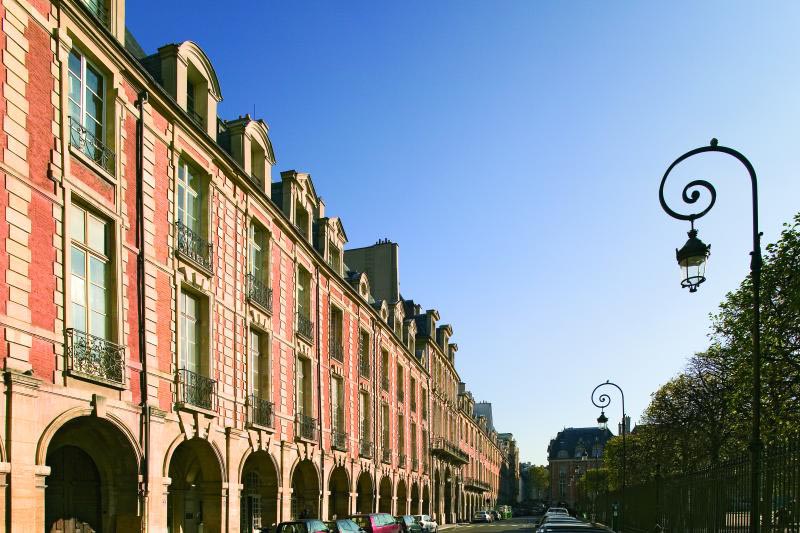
left=82, top=0, right=110, bottom=27
left=295, top=202, right=309, bottom=240
left=328, top=241, right=341, bottom=275
left=186, top=78, right=202, bottom=126
left=360, top=282, right=368, bottom=298
left=250, top=142, right=266, bottom=188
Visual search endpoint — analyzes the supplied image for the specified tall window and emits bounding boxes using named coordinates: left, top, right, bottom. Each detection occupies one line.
left=411, top=422, right=417, bottom=462
left=249, top=329, right=268, bottom=397
left=360, top=392, right=371, bottom=439
left=331, top=375, right=344, bottom=432
left=296, top=357, right=312, bottom=416
left=70, top=204, right=112, bottom=340
left=397, top=364, right=405, bottom=403
left=68, top=49, right=108, bottom=164
left=294, top=202, right=309, bottom=239
left=398, top=413, right=405, bottom=456
left=421, top=388, right=428, bottom=419
left=249, top=223, right=268, bottom=284
left=328, top=241, right=341, bottom=274
left=382, top=403, right=390, bottom=450
left=180, top=291, right=201, bottom=374
left=410, top=377, right=417, bottom=411
left=358, top=330, right=370, bottom=377
left=177, top=160, right=203, bottom=234
left=297, top=268, right=311, bottom=320
left=381, top=349, right=389, bottom=390
left=329, top=306, right=343, bottom=361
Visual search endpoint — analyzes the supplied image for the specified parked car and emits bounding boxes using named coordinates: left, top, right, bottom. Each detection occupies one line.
left=395, top=515, right=422, bottom=533
left=413, top=515, right=438, bottom=533
left=347, top=513, right=401, bottom=533
left=326, top=519, right=365, bottom=533
left=472, top=511, right=491, bottom=523
left=489, top=510, right=500, bottom=521
left=276, top=520, right=330, bottom=533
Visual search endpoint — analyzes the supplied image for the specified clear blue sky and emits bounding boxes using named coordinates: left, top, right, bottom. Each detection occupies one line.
left=127, top=1, right=800, bottom=464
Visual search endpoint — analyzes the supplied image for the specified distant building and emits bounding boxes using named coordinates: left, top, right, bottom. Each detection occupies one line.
left=497, top=433, right=520, bottom=505
left=547, top=427, right=613, bottom=507
left=474, top=402, right=495, bottom=431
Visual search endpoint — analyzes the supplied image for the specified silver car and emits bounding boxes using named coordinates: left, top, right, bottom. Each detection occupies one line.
left=413, top=515, right=438, bottom=533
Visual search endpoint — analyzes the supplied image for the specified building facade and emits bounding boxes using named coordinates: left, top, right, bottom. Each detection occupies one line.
left=497, top=433, right=520, bottom=506
left=0, top=0, right=505, bottom=531
left=547, top=427, right=612, bottom=508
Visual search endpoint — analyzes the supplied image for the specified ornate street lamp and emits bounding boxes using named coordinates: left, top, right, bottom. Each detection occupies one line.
left=591, top=381, right=626, bottom=532
left=659, top=138, right=762, bottom=533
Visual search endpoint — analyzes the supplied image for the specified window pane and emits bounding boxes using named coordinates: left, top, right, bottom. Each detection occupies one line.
left=71, top=206, right=86, bottom=243
left=90, top=310, right=108, bottom=339
left=68, top=72, right=82, bottom=109
left=85, top=63, right=103, bottom=98
left=71, top=247, right=86, bottom=277
left=87, top=215, right=106, bottom=254
left=85, top=90, right=103, bottom=124
left=71, top=274, right=86, bottom=307
left=84, top=115, right=103, bottom=140
left=69, top=50, right=82, bottom=76
left=72, top=302, right=86, bottom=332
left=177, top=183, right=185, bottom=222
left=89, top=284, right=107, bottom=314
left=89, top=256, right=107, bottom=286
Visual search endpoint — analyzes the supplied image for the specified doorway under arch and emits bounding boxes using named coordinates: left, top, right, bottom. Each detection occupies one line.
left=44, top=416, right=140, bottom=532
left=422, top=484, right=430, bottom=515
left=241, top=451, right=280, bottom=532
left=291, top=459, right=320, bottom=519
left=167, top=438, right=224, bottom=532
left=328, top=466, right=350, bottom=519
left=356, top=471, right=374, bottom=514
left=444, top=468, right=452, bottom=524
left=396, top=479, right=408, bottom=515
left=410, top=481, right=420, bottom=515
left=378, top=476, right=393, bottom=514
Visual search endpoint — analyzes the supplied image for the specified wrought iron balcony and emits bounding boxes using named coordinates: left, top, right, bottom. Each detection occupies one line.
left=297, top=413, right=316, bottom=441
left=296, top=312, right=314, bottom=342
left=412, top=457, right=419, bottom=471
left=329, top=337, right=344, bottom=362
left=248, top=394, right=274, bottom=428
left=247, top=273, right=273, bottom=312
left=431, top=437, right=469, bottom=465
left=177, top=368, right=217, bottom=411
left=359, top=438, right=373, bottom=459
left=69, top=117, right=114, bottom=174
left=381, top=375, right=389, bottom=391
left=359, top=355, right=370, bottom=378
left=463, top=477, right=491, bottom=492
left=381, top=447, right=391, bottom=464
left=175, top=220, right=213, bottom=273
left=332, top=429, right=348, bottom=452
left=398, top=453, right=407, bottom=468
left=81, top=0, right=110, bottom=27
left=65, top=328, right=124, bottom=385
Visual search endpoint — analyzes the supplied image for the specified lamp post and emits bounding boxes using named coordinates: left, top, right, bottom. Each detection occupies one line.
left=658, top=138, right=762, bottom=533
left=591, top=381, right=626, bottom=532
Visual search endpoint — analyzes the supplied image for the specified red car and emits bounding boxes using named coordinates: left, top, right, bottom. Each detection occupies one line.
left=346, top=514, right=401, bottom=533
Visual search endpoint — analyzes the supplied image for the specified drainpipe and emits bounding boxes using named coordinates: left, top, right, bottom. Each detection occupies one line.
left=316, top=265, right=324, bottom=519
left=135, top=90, right=150, bottom=532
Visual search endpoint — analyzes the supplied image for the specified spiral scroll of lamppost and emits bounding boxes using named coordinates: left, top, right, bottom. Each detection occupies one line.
left=658, top=138, right=762, bottom=533
left=591, top=380, right=626, bottom=532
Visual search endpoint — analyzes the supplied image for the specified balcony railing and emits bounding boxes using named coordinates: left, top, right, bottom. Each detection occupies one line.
left=332, top=429, right=348, bottom=451
left=296, top=312, right=314, bottom=342
left=381, top=447, right=391, bottom=464
left=359, top=354, right=370, bottom=378
left=175, top=220, right=213, bottom=273
left=248, top=394, right=274, bottom=428
left=431, top=437, right=469, bottom=465
left=398, top=454, right=407, bottom=468
left=187, top=107, right=204, bottom=127
left=412, top=457, right=419, bottom=471
left=297, top=413, right=316, bottom=441
left=329, top=337, right=344, bottom=362
left=65, top=328, right=124, bottom=385
left=247, top=273, right=272, bottom=312
left=81, top=0, right=110, bottom=27
left=359, top=438, right=373, bottom=458
left=69, top=117, right=114, bottom=175
left=463, top=477, right=491, bottom=492
left=381, top=375, right=389, bottom=391
left=177, top=368, right=217, bottom=411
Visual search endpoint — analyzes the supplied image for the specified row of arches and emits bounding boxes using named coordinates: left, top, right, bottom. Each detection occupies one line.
left=41, top=415, right=433, bottom=532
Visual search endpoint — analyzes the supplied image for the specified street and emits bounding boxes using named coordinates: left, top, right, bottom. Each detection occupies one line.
left=444, top=517, right=539, bottom=533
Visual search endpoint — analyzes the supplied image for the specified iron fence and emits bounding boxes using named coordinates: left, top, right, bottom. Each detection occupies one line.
left=175, top=220, right=213, bottom=272
left=332, top=429, right=348, bottom=451
left=176, top=368, right=217, bottom=411
left=296, top=312, right=313, bottom=341
left=297, top=413, right=316, bottom=440
left=329, top=337, right=344, bottom=362
left=359, top=438, right=373, bottom=459
left=588, top=442, right=800, bottom=533
left=247, top=273, right=273, bottom=312
left=247, top=394, right=274, bottom=428
left=65, top=328, right=124, bottom=385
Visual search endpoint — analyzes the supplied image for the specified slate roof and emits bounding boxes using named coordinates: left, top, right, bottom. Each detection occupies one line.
left=547, top=427, right=613, bottom=460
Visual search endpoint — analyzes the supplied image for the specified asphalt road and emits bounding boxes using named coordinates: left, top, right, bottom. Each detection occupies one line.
left=447, top=517, right=540, bottom=533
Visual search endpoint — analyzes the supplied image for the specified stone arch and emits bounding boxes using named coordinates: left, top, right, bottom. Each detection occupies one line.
left=177, top=41, right=222, bottom=101
left=378, top=475, right=393, bottom=513
left=410, top=481, right=420, bottom=515
left=44, top=415, right=140, bottom=532
left=167, top=437, right=225, bottom=532
left=396, top=478, right=408, bottom=515
left=328, top=465, right=350, bottom=519
left=291, top=459, right=320, bottom=519
left=162, top=433, right=227, bottom=482
left=356, top=470, right=374, bottom=514
left=241, top=450, right=281, bottom=531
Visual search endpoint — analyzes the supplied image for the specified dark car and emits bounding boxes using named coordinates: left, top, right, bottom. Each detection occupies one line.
left=276, top=519, right=330, bottom=533
left=326, top=519, right=365, bottom=533
left=347, top=513, right=402, bottom=533
left=489, top=511, right=500, bottom=521
left=395, top=515, right=423, bottom=533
